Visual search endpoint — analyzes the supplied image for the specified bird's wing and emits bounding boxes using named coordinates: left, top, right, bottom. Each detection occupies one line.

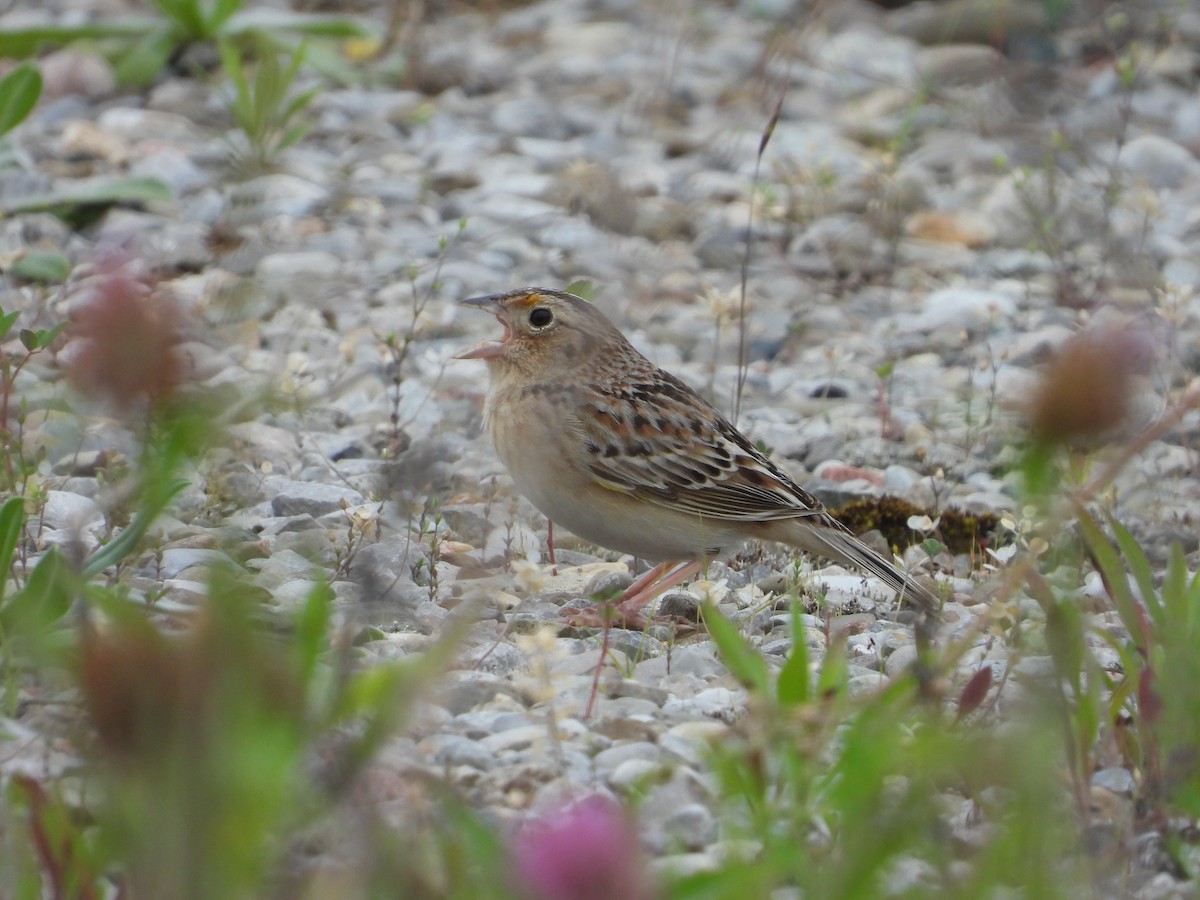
left=571, top=368, right=831, bottom=524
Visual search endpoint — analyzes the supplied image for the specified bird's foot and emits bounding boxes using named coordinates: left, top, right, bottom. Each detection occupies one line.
left=564, top=605, right=649, bottom=632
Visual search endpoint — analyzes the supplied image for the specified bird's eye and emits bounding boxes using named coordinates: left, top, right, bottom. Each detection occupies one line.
left=528, top=307, right=554, bottom=328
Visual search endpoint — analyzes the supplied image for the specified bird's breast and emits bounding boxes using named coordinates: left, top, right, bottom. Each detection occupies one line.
left=483, top=382, right=743, bottom=561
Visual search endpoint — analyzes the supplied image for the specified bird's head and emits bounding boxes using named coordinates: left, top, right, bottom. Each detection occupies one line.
left=454, top=287, right=624, bottom=377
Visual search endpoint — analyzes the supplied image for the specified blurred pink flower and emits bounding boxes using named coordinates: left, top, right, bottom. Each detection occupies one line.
left=1027, top=318, right=1158, bottom=445
left=511, top=795, right=657, bottom=900
left=65, top=254, right=184, bottom=413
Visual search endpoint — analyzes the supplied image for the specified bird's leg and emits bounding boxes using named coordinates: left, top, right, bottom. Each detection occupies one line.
left=620, top=560, right=676, bottom=604
left=567, top=560, right=678, bottom=631
left=582, top=559, right=704, bottom=720
left=547, top=519, right=558, bottom=575
left=614, top=559, right=704, bottom=620
left=576, top=559, right=705, bottom=630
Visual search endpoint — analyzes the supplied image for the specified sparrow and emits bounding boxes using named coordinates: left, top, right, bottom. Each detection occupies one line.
left=455, top=287, right=940, bottom=626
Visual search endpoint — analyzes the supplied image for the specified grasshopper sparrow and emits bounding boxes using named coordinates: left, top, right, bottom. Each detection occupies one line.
left=456, top=287, right=940, bottom=625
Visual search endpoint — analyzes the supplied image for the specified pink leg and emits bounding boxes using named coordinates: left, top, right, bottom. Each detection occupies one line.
left=620, top=560, right=675, bottom=600
left=616, top=559, right=704, bottom=616
left=582, top=558, right=704, bottom=720
left=566, top=559, right=704, bottom=632
left=547, top=520, right=558, bottom=575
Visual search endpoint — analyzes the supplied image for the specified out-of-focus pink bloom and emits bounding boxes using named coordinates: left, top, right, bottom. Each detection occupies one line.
left=65, top=254, right=184, bottom=413
left=511, top=795, right=657, bottom=900
left=1028, top=319, right=1158, bottom=445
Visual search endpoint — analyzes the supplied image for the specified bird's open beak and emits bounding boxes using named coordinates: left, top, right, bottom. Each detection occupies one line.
left=453, top=294, right=511, bottom=360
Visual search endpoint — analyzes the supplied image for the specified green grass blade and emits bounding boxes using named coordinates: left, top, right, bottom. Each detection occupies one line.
left=0, top=310, right=18, bottom=340
left=114, top=26, right=178, bottom=88
left=275, top=123, right=310, bottom=154
left=1188, top=569, right=1200, bottom=636
left=2, top=175, right=173, bottom=218
left=776, top=601, right=810, bottom=706
left=0, top=498, right=25, bottom=605
left=82, top=478, right=190, bottom=578
left=0, top=22, right=153, bottom=58
left=1110, top=515, right=1162, bottom=628
left=293, top=580, right=332, bottom=686
left=0, top=62, right=42, bottom=138
left=282, top=85, right=319, bottom=124
left=219, top=38, right=256, bottom=133
left=225, top=9, right=369, bottom=38
left=1077, top=506, right=1149, bottom=653
left=815, top=631, right=848, bottom=700
left=702, top=601, right=769, bottom=696
left=207, top=0, right=243, bottom=34
left=0, top=549, right=74, bottom=636
left=150, top=0, right=207, bottom=39
left=1162, top=544, right=1191, bottom=637
left=10, top=250, right=71, bottom=284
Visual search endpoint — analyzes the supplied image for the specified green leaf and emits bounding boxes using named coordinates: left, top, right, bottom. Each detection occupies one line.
left=1110, top=515, right=1160, bottom=628
left=1021, top=439, right=1059, bottom=498
left=1077, top=508, right=1149, bottom=653
left=275, top=122, right=310, bottom=154
left=113, top=26, right=178, bottom=88
left=564, top=280, right=597, bottom=301
left=0, top=310, right=19, bottom=340
left=0, top=63, right=42, bottom=138
left=0, top=497, right=25, bottom=606
left=218, top=37, right=252, bottom=108
left=1, top=549, right=75, bottom=636
left=207, top=0, right=244, bottom=35
left=31, top=322, right=68, bottom=349
left=8, top=249, right=70, bottom=284
left=815, top=632, right=848, bottom=699
left=83, top=477, right=190, bottom=578
left=776, top=601, right=810, bottom=706
left=18, top=330, right=36, bottom=352
left=224, top=9, right=369, bottom=39
left=282, top=84, right=319, bottom=125
left=702, top=600, right=769, bottom=696
left=1162, top=544, right=1192, bottom=638
left=280, top=37, right=308, bottom=86
left=150, top=0, right=208, bottom=39
left=293, top=580, right=332, bottom=685
left=3, top=176, right=172, bottom=219
left=1044, top=597, right=1084, bottom=690
left=0, top=22, right=153, bottom=59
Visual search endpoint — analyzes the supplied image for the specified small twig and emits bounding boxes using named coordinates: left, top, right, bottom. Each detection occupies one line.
left=584, top=604, right=615, bottom=721
left=733, top=77, right=788, bottom=424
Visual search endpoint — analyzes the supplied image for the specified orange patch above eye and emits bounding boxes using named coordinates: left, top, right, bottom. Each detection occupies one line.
left=510, top=292, right=544, bottom=309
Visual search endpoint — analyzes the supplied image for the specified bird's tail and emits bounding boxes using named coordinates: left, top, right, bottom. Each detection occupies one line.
left=780, top=520, right=941, bottom=616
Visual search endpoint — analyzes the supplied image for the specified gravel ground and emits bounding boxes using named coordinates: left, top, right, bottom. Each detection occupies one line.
left=3, top=0, right=1200, bottom=887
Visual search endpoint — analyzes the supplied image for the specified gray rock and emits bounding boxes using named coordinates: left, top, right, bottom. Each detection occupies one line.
left=267, top=478, right=364, bottom=518
left=129, top=148, right=210, bottom=195
left=1092, top=767, right=1136, bottom=795
left=593, top=741, right=661, bottom=773
left=609, top=758, right=666, bottom=789
left=42, top=491, right=104, bottom=532
left=634, top=644, right=726, bottom=682
left=418, top=734, right=494, bottom=771
left=158, top=547, right=235, bottom=579
left=905, top=287, right=1018, bottom=334
left=224, top=174, right=330, bottom=223
left=1118, top=135, right=1200, bottom=190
